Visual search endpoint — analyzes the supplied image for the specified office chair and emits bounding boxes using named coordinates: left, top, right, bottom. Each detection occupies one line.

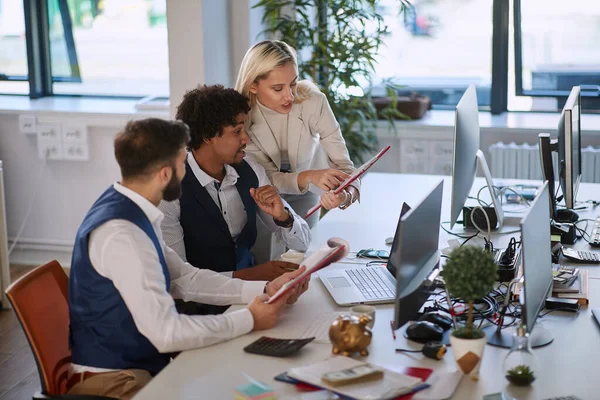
left=5, top=260, right=116, bottom=399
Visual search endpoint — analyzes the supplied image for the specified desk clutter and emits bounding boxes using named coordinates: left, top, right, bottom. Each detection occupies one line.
left=273, top=356, right=464, bottom=400
left=285, top=356, right=430, bottom=400
left=551, top=264, right=589, bottom=305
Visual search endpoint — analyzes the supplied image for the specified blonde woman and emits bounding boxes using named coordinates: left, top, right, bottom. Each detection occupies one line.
left=235, top=40, right=360, bottom=229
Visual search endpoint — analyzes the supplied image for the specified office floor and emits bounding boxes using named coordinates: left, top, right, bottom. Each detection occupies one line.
left=0, top=265, right=41, bottom=399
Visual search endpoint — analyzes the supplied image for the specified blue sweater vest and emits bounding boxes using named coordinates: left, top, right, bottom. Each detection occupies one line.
left=179, top=159, right=258, bottom=272
left=68, top=186, right=171, bottom=375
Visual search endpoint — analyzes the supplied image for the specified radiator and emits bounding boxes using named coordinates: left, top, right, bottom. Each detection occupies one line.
left=488, top=142, right=600, bottom=183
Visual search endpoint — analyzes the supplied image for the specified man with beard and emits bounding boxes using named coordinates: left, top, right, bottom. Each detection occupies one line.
left=159, top=85, right=311, bottom=296
left=67, top=119, right=309, bottom=399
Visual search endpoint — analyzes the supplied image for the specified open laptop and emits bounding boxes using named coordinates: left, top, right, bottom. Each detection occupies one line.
left=318, top=181, right=443, bottom=306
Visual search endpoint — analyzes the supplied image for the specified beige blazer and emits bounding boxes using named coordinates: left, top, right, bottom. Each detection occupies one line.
left=245, top=83, right=359, bottom=195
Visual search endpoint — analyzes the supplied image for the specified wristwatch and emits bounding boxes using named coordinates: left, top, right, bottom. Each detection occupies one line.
left=339, top=190, right=353, bottom=210
left=273, top=207, right=294, bottom=228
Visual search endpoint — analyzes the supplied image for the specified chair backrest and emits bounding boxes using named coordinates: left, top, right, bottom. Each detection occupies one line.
left=5, top=260, right=71, bottom=395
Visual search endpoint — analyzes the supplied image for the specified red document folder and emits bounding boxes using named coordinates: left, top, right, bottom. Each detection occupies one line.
left=304, top=145, right=391, bottom=219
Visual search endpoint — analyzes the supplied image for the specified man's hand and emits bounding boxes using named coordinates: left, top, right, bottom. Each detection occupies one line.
left=320, top=190, right=348, bottom=210
left=309, top=169, right=350, bottom=191
left=250, top=186, right=288, bottom=221
left=232, top=261, right=299, bottom=281
left=265, top=266, right=310, bottom=305
left=247, top=293, right=289, bottom=331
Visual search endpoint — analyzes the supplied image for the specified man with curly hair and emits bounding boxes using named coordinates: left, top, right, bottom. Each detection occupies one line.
left=67, top=118, right=308, bottom=398
left=159, top=85, right=311, bottom=308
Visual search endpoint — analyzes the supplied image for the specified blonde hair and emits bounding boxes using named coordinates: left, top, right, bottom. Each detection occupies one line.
left=235, top=40, right=313, bottom=105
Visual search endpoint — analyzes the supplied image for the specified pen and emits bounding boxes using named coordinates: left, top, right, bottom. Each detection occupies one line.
left=390, top=320, right=396, bottom=340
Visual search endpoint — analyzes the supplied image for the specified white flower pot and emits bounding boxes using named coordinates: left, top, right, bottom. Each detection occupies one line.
left=449, top=331, right=487, bottom=379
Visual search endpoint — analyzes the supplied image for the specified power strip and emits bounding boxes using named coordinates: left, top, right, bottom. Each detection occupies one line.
left=493, top=246, right=521, bottom=282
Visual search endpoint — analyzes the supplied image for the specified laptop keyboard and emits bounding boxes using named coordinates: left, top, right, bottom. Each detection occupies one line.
left=346, top=267, right=395, bottom=300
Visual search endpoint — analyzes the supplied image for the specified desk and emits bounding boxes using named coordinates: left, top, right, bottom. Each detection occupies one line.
left=135, top=174, right=600, bottom=399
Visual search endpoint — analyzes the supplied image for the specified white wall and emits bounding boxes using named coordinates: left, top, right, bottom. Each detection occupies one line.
left=0, top=113, right=123, bottom=265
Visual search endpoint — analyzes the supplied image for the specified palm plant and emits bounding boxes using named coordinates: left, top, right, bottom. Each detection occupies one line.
left=255, top=0, right=411, bottom=163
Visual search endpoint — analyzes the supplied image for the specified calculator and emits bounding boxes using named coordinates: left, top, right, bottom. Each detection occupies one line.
left=562, top=247, right=600, bottom=263
left=243, top=336, right=315, bottom=357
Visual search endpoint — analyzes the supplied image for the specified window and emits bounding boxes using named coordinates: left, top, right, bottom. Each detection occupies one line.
left=373, top=0, right=493, bottom=108
left=48, top=0, right=169, bottom=97
left=513, top=0, right=600, bottom=112
left=0, top=1, right=29, bottom=94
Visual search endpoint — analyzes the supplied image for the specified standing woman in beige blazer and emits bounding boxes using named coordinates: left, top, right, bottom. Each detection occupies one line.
left=235, top=40, right=360, bottom=229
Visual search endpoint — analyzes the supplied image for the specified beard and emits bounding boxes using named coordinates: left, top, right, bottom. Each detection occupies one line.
left=162, top=171, right=182, bottom=202
left=231, top=145, right=246, bottom=165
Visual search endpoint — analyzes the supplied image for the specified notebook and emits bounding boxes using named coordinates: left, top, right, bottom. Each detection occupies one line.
left=286, top=356, right=428, bottom=400
left=267, top=238, right=349, bottom=304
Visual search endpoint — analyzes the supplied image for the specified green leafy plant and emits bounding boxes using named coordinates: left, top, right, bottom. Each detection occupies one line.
left=255, top=0, right=411, bottom=163
left=505, top=365, right=536, bottom=386
left=442, top=246, right=497, bottom=339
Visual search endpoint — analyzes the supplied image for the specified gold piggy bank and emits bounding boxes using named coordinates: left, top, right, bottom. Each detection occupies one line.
left=329, top=314, right=372, bottom=357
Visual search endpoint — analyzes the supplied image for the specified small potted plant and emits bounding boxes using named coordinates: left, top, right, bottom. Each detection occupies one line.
left=442, top=246, right=497, bottom=378
left=505, top=365, right=536, bottom=386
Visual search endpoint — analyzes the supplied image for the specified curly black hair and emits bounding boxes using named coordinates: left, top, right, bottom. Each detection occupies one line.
left=175, top=84, right=250, bottom=150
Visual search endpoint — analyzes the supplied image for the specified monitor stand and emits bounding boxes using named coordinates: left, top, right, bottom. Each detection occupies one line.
left=483, top=278, right=553, bottom=348
left=475, top=149, right=505, bottom=230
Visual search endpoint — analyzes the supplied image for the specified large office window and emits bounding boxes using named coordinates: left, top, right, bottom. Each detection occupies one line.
left=0, top=1, right=29, bottom=94
left=513, top=0, right=600, bottom=111
left=373, top=0, right=493, bottom=108
left=48, top=0, right=169, bottom=97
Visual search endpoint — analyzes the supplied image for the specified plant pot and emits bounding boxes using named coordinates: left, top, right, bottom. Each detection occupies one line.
left=449, top=330, right=487, bottom=379
left=372, top=94, right=432, bottom=120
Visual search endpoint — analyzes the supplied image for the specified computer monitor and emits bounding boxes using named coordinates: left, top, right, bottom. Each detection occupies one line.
left=539, top=86, right=582, bottom=222
left=392, top=180, right=443, bottom=330
left=520, top=181, right=554, bottom=347
left=558, top=86, right=582, bottom=210
left=484, top=181, right=554, bottom=348
left=450, top=84, right=504, bottom=230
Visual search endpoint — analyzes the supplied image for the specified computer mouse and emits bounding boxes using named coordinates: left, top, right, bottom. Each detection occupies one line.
left=405, top=321, right=444, bottom=342
left=385, top=237, right=394, bottom=245
left=418, top=312, right=453, bottom=331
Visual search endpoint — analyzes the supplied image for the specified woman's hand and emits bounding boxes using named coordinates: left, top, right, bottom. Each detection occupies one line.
left=320, top=190, right=350, bottom=210
left=308, top=169, right=349, bottom=191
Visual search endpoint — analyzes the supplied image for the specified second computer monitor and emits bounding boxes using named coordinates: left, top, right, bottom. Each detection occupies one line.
left=558, top=86, right=582, bottom=210
left=449, top=84, right=504, bottom=230
left=450, top=84, right=480, bottom=229
left=520, top=181, right=554, bottom=346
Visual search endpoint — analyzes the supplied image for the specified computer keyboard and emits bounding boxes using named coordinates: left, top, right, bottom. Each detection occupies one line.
left=346, top=267, right=395, bottom=300
left=562, top=247, right=600, bottom=263
left=300, top=312, right=347, bottom=343
left=589, top=216, right=600, bottom=247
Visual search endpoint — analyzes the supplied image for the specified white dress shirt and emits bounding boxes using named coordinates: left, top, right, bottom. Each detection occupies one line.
left=72, top=182, right=266, bottom=374
left=159, top=153, right=311, bottom=276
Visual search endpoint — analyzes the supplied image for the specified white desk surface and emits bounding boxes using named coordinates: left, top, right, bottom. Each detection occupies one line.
left=135, top=173, right=600, bottom=399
